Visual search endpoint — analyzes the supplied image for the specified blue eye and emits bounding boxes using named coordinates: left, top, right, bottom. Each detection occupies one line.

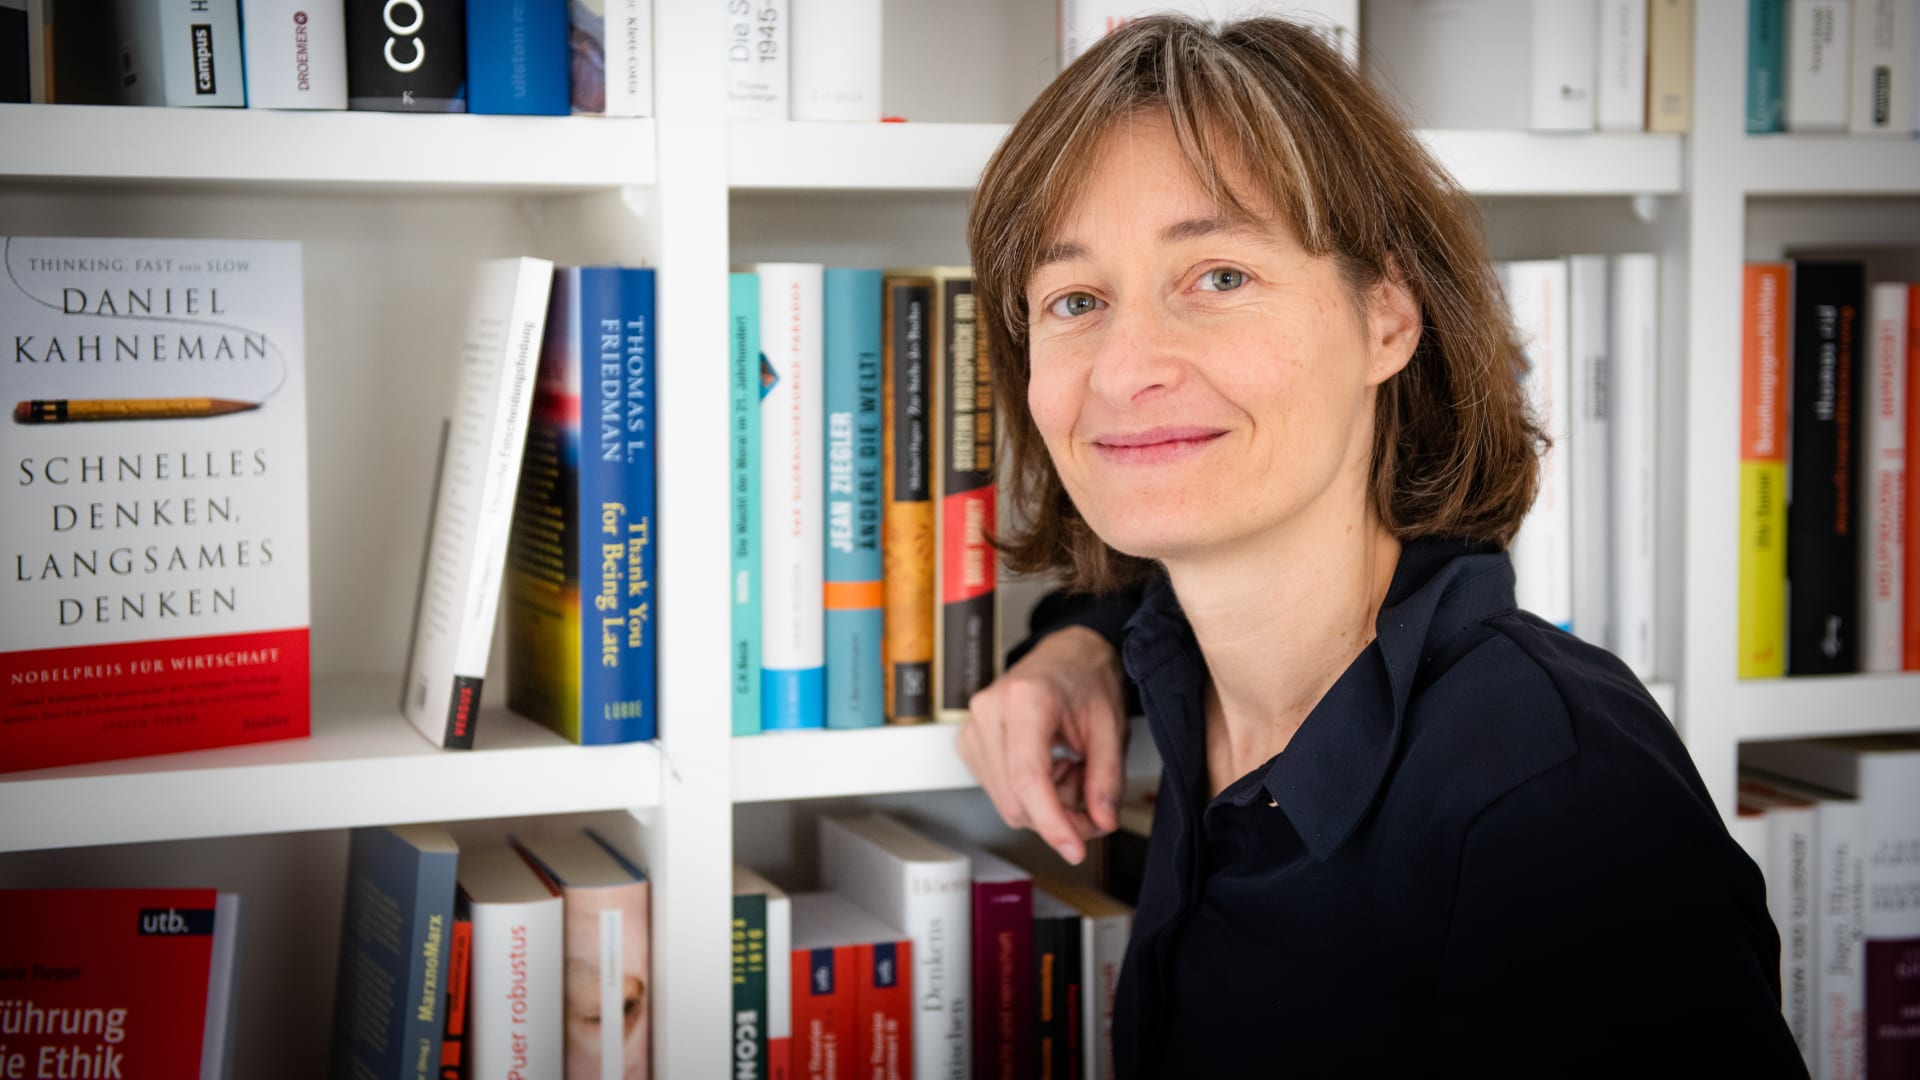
left=1048, top=291, right=1103, bottom=318
left=1199, top=268, right=1247, bottom=292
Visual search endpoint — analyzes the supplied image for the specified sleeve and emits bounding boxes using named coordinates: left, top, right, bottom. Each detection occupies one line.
left=1004, top=584, right=1145, bottom=668
left=1433, top=752, right=1808, bottom=1080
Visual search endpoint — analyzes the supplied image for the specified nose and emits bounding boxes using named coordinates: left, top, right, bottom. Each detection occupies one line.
left=1085, top=300, right=1185, bottom=406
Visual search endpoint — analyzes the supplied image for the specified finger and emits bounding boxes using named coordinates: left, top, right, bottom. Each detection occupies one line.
left=1008, top=713, right=1087, bottom=864
left=964, top=696, right=1028, bottom=831
left=1077, top=705, right=1127, bottom=835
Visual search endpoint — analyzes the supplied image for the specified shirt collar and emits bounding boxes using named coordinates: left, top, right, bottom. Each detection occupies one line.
left=1121, top=536, right=1512, bottom=861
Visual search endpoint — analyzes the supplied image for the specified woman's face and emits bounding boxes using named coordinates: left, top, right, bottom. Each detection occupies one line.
left=1024, top=114, right=1414, bottom=567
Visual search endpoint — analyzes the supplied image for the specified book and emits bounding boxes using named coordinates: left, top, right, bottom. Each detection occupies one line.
left=1022, top=877, right=1129, bottom=1080
left=824, top=269, right=885, bottom=730
left=243, top=0, right=349, bottom=108
left=1362, top=0, right=1596, bottom=131
left=0, top=236, right=311, bottom=774
left=442, top=905, right=475, bottom=1080
left=112, top=0, right=247, bottom=106
left=881, top=273, right=935, bottom=725
left=927, top=268, right=999, bottom=724
left=459, top=845, right=564, bottom=1080
left=788, top=0, right=879, bottom=121
left=812, top=896, right=912, bottom=1080
left=330, top=824, right=461, bottom=1080
left=466, top=0, right=569, bottom=115
left=1786, top=259, right=1865, bottom=675
left=758, top=263, right=826, bottom=731
left=1060, top=1, right=1360, bottom=67
left=733, top=869, right=772, bottom=1080
left=1566, top=255, right=1613, bottom=649
left=44, top=0, right=121, bottom=104
left=1743, top=738, right=1920, bottom=1079
left=345, top=0, right=467, bottom=111
left=1595, top=0, right=1648, bottom=131
left=568, top=0, right=652, bottom=116
left=1739, top=776, right=1819, bottom=1067
left=1499, top=259, right=1574, bottom=633
left=1848, top=0, right=1913, bottom=133
left=950, top=840, right=1034, bottom=1080
left=505, top=266, right=658, bottom=746
left=403, top=257, right=554, bottom=748
left=1750, top=0, right=1788, bottom=131
left=790, top=893, right=862, bottom=1080
left=1609, top=254, right=1659, bottom=678
left=1788, top=0, right=1852, bottom=131
left=1031, top=890, right=1083, bottom=1080
left=818, top=813, right=971, bottom=1080
left=1909, top=283, right=1920, bottom=671
left=1861, top=283, right=1908, bottom=672
left=732, top=272, right=765, bottom=735
left=735, top=866, right=793, bottom=1080
left=1647, top=0, right=1693, bottom=131
left=0, top=888, right=242, bottom=1080
left=726, top=0, right=787, bottom=120
left=1741, top=263, right=1792, bottom=679
left=1, top=0, right=24, bottom=102
left=515, top=830, right=652, bottom=1079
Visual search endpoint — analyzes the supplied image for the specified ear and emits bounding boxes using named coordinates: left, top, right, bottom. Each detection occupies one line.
left=1362, top=261, right=1421, bottom=388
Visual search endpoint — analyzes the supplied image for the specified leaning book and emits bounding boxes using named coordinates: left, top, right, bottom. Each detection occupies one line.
left=1, top=236, right=310, bottom=774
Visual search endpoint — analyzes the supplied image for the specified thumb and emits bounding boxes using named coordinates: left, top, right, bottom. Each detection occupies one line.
left=1078, top=706, right=1127, bottom=835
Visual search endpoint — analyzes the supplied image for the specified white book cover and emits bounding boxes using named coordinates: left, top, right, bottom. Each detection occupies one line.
left=1744, top=777, right=1820, bottom=1068
left=402, top=257, right=554, bottom=749
left=1499, top=259, right=1573, bottom=632
left=735, top=865, right=794, bottom=1077
left=1529, top=0, right=1598, bottom=130
left=461, top=846, right=565, bottom=1080
left=0, top=238, right=311, bottom=774
left=1848, top=0, right=1913, bottom=132
left=757, top=262, right=826, bottom=731
left=819, top=813, right=971, bottom=1080
left=727, top=0, right=789, bottom=120
left=1595, top=0, right=1648, bottom=130
left=1368, top=0, right=1580, bottom=130
left=575, top=0, right=653, bottom=116
left=1060, top=0, right=1360, bottom=68
left=1566, top=255, right=1613, bottom=650
left=242, top=0, right=347, bottom=109
left=1609, top=254, right=1658, bottom=678
left=1860, top=283, right=1907, bottom=672
left=790, top=0, right=880, bottom=121
left=1788, top=0, right=1853, bottom=130
left=114, top=0, right=247, bottom=106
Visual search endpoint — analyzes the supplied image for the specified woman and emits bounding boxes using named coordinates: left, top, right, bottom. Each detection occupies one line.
left=955, top=16, right=1803, bottom=1077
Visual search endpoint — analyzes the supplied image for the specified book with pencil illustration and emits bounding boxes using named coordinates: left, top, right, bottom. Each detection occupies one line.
left=0, top=236, right=311, bottom=773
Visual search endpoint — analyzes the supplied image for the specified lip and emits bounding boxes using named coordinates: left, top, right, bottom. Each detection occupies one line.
left=1089, top=426, right=1228, bottom=464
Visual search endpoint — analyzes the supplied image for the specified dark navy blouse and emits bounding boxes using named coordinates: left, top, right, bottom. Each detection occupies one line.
left=1039, top=538, right=1805, bottom=1078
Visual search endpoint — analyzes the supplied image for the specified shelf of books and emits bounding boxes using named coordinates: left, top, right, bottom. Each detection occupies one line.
left=1731, top=674, right=1920, bottom=743
left=1734, top=136, right=1920, bottom=198
left=0, top=674, right=664, bottom=854
left=728, top=120, right=1684, bottom=196
left=0, top=104, right=658, bottom=191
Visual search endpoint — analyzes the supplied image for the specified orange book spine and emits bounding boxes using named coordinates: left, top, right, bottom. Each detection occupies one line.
left=882, top=277, right=936, bottom=723
left=1739, top=263, right=1791, bottom=678
left=1906, top=283, right=1920, bottom=670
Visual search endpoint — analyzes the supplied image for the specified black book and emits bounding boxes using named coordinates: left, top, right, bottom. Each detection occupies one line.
left=1033, top=890, right=1084, bottom=1080
left=1785, top=259, right=1865, bottom=674
left=344, top=0, right=466, bottom=112
left=2, top=0, right=26, bottom=102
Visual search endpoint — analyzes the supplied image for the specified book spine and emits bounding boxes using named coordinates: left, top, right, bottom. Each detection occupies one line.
left=344, top=0, right=466, bottom=111
left=789, top=0, right=880, bottom=120
left=1566, top=255, right=1613, bottom=648
left=575, top=0, right=651, bottom=115
left=793, top=944, right=856, bottom=1080
left=760, top=263, right=827, bottom=730
left=1740, top=263, right=1792, bottom=679
left=1788, top=260, right=1866, bottom=674
left=465, top=0, right=568, bottom=114
left=160, top=0, right=247, bottom=105
left=970, top=881, right=1034, bottom=1080
left=1767, top=802, right=1818, bottom=1066
left=1788, top=0, right=1851, bottom=130
left=441, top=907, right=474, bottom=1080
left=824, top=269, right=885, bottom=730
left=726, top=0, right=788, bottom=119
left=856, top=940, right=911, bottom=1080
left=242, top=0, right=349, bottom=108
left=732, top=273, right=766, bottom=735
left=1814, top=798, right=1866, bottom=1080
left=1528, top=0, right=1597, bottom=130
left=936, top=274, right=998, bottom=722
left=1646, top=0, right=1693, bottom=131
left=575, top=268, right=636, bottom=743
left=903, top=863, right=972, bottom=1080
left=1082, top=914, right=1128, bottom=1080
left=410, top=847, right=459, bottom=1078
left=1748, top=0, right=1788, bottom=131
left=468, top=895, right=563, bottom=1080
left=23, top=0, right=44, bottom=103
left=1848, top=0, right=1914, bottom=133
left=1501, top=260, right=1574, bottom=633
left=1860, top=284, right=1908, bottom=672
left=1595, top=0, right=1647, bottom=130
left=1862, top=755, right=1920, bottom=1077
left=1033, top=916, right=1081, bottom=1080
left=1609, top=254, right=1658, bottom=678
left=882, top=278, right=936, bottom=724
left=331, top=829, right=458, bottom=1079
left=736, top=893, right=771, bottom=1080
left=768, top=893, right=794, bottom=1080
left=1909, top=283, right=1920, bottom=671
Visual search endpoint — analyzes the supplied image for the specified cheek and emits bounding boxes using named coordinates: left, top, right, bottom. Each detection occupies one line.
left=1025, top=358, right=1080, bottom=451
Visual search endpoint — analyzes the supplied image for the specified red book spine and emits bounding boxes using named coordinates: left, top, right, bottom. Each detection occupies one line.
left=852, top=939, right=911, bottom=1080
left=439, top=914, right=473, bottom=1079
left=793, top=944, right=856, bottom=1080
left=971, top=881, right=1035, bottom=1080
left=1906, top=283, right=1920, bottom=670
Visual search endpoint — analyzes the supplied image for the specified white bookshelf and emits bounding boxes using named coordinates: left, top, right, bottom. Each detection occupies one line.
left=1732, top=135, right=1920, bottom=197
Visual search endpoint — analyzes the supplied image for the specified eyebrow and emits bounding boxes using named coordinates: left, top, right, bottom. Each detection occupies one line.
left=1031, top=216, right=1278, bottom=275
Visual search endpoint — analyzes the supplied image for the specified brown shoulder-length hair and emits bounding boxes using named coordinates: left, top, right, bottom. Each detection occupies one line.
left=970, top=15, right=1544, bottom=593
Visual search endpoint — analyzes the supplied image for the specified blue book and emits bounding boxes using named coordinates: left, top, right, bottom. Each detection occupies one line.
left=730, top=273, right=764, bottom=736
left=329, top=825, right=459, bottom=1080
left=823, top=269, right=884, bottom=729
left=1746, top=0, right=1785, bottom=133
left=466, top=0, right=570, bottom=115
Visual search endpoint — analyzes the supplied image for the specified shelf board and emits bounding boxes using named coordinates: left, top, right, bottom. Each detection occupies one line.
left=0, top=674, right=661, bottom=853
left=728, top=121, right=1683, bottom=196
left=733, top=723, right=978, bottom=802
left=1736, top=135, right=1920, bottom=197
left=1732, top=673, right=1920, bottom=742
left=0, top=104, right=657, bottom=190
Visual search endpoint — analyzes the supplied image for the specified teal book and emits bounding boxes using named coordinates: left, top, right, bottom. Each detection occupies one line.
left=730, top=272, right=764, bottom=736
left=1746, top=0, right=1785, bottom=132
left=823, top=269, right=885, bottom=729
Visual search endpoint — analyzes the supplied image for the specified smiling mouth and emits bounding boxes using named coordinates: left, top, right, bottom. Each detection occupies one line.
left=1091, top=427, right=1227, bottom=464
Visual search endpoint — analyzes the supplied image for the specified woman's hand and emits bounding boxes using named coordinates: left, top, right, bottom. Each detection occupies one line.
left=958, top=625, right=1128, bottom=865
